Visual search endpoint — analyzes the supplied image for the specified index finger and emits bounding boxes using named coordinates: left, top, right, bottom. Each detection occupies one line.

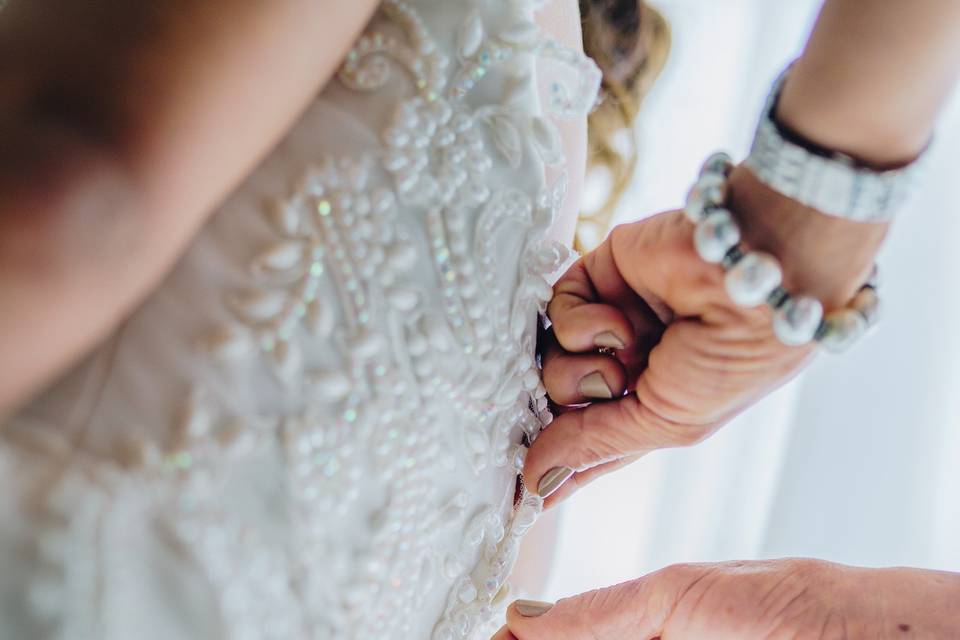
left=526, top=319, right=740, bottom=500
left=547, top=258, right=636, bottom=353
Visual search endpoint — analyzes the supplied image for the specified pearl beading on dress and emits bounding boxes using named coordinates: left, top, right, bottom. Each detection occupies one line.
left=686, top=152, right=881, bottom=351
left=15, top=1, right=601, bottom=639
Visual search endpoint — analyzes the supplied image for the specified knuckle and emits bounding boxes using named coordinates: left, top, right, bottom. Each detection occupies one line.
left=545, top=298, right=573, bottom=329
left=574, top=404, right=633, bottom=459
left=652, top=562, right=717, bottom=596
left=557, top=590, right=593, bottom=612
left=634, top=373, right=689, bottom=421
left=551, top=276, right=580, bottom=299
left=603, top=580, right=651, bottom=619
left=545, top=297, right=563, bottom=323
left=657, top=562, right=700, bottom=583
left=605, top=223, right=634, bottom=254
left=778, top=558, right=832, bottom=584
left=568, top=417, right=625, bottom=467
left=617, top=393, right=647, bottom=424
left=634, top=564, right=704, bottom=626
left=556, top=588, right=615, bottom=634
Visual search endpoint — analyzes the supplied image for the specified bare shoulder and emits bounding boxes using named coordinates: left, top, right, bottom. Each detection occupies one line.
left=0, top=0, right=379, bottom=416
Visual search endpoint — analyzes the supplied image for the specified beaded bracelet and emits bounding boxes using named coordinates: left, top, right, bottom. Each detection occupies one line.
left=685, top=152, right=880, bottom=352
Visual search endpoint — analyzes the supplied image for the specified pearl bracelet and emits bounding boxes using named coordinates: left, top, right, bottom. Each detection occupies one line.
left=685, top=152, right=880, bottom=352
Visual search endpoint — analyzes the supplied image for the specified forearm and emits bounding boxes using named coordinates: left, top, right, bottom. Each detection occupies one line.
left=0, top=0, right=377, bottom=415
left=780, top=0, right=960, bottom=166
left=728, top=1, right=960, bottom=306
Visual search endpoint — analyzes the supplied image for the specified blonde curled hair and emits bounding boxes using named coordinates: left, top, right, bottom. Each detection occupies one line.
left=576, top=0, right=671, bottom=252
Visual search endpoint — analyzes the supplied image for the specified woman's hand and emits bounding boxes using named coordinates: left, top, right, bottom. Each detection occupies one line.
left=493, top=559, right=960, bottom=640
left=528, top=0, right=960, bottom=505
left=528, top=167, right=886, bottom=504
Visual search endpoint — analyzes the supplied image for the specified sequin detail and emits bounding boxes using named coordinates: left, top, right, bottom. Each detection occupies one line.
left=16, top=1, right=600, bottom=639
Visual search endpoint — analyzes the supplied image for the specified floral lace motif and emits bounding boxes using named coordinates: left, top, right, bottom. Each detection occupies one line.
left=19, top=1, right=600, bottom=639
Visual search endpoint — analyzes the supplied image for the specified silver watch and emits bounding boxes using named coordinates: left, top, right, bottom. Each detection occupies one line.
left=745, top=67, right=924, bottom=223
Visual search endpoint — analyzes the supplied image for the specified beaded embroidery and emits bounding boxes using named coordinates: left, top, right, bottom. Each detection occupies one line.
left=13, top=1, right=600, bottom=639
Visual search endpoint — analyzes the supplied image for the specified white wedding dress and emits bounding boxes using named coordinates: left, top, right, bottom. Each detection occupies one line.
left=0, top=1, right=598, bottom=638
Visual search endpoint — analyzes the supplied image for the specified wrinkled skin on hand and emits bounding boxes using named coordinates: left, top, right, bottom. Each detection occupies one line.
left=494, top=558, right=960, bottom=640
left=530, top=208, right=813, bottom=504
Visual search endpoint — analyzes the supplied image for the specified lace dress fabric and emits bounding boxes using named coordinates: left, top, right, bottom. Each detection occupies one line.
left=0, top=1, right=599, bottom=638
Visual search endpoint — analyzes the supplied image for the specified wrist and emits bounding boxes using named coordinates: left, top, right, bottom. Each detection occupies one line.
left=727, top=165, right=887, bottom=310
left=777, top=59, right=932, bottom=169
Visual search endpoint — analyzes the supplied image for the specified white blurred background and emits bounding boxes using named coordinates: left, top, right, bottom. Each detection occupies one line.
left=539, top=0, right=960, bottom=599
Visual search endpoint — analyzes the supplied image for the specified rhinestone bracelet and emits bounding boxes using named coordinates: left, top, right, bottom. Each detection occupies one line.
left=685, top=151, right=880, bottom=352
left=746, top=65, right=924, bottom=223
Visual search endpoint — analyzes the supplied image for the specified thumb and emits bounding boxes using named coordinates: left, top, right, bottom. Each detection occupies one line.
left=503, top=580, right=668, bottom=640
left=527, top=315, right=769, bottom=502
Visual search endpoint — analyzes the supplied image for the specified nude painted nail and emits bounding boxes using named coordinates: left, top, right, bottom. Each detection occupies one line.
left=537, top=466, right=574, bottom=498
left=579, top=371, right=613, bottom=399
left=594, top=331, right=625, bottom=349
left=514, top=600, right=554, bottom=617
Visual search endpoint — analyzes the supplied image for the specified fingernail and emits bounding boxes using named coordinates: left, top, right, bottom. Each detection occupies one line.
left=579, top=371, right=613, bottom=399
left=514, top=600, right=555, bottom=617
left=537, top=466, right=574, bottom=498
left=594, top=331, right=625, bottom=349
